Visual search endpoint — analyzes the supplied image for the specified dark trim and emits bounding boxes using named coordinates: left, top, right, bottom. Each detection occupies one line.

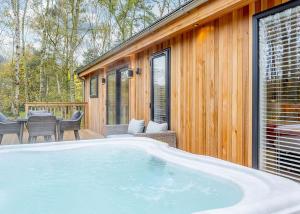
left=150, top=48, right=171, bottom=128
left=252, top=0, right=300, bottom=169
left=90, top=75, right=98, bottom=98
left=252, top=14, right=259, bottom=169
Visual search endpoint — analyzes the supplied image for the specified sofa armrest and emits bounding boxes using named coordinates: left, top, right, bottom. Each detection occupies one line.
left=134, top=131, right=177, bottom=148
left=103, top=124, right=129, bottom=137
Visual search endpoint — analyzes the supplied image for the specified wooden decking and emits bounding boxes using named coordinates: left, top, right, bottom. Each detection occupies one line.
left=0, top=129, right=103, bottom=145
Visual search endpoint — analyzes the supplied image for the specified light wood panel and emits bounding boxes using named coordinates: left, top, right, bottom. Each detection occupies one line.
left=84, top=70, right=106, bottom=134
left=130, top=0, right=288, bottom=167
left=83, top=0, right=289, bottom=167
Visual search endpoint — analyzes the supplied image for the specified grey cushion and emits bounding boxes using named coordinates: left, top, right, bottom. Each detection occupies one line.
left=0, top=113, right=8, bottom=122
left=127, top=119, right=145, bottom=134
left=71, top=111, right=81, bottom=120
left=106, top=134, right=134, bottom=138
left=145, top=121, right=168, bottom=133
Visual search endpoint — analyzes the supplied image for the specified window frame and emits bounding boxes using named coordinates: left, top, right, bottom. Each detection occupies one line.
left=252, top=0, right=300, bottom=169
left=150, top=48, right=171, bottom=127
left=90, top=75, right=99, bottom=98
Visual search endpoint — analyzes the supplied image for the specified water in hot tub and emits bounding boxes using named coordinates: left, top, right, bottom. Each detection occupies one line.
left=0, top=144, right=242, bottom=214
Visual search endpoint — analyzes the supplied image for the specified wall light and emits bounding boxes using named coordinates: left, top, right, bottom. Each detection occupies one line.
left=101, top=78, right=106, bottom=85
left=127, top=69, right=134, bottom=78
left=136, top=68, right=142, bottom=75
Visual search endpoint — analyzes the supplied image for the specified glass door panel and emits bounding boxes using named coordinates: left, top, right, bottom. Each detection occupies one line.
left=254, top=1, right=300, bottom=181
left=120, top=69, right=129, bottom=124
left=106, top=68, right=129, bottom=125
left=151, top=49, right=170, bottom=126
left=106, top=72, right=116, bottom=125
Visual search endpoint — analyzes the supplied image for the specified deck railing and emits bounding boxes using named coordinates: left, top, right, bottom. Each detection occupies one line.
left=25, top=102, right=88, bottom=128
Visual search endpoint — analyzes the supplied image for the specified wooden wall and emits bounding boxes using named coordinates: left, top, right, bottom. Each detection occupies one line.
left=84, top=71, right=106, bottom=134
left=84, top=0, right=289, bottom=167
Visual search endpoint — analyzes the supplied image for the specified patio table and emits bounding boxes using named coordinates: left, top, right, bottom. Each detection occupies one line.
left=17, top=117, right=62, bottom=144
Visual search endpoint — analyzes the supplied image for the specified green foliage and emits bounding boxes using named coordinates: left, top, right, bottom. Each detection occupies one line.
left=0, top=62, right=14, bottom=116
left=82, top=48, right=100, bottom=65
left=0, top=0, right=188, bottom=117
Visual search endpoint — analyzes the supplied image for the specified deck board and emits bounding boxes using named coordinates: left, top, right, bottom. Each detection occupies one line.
left=0, top=129, right=103, bottom=145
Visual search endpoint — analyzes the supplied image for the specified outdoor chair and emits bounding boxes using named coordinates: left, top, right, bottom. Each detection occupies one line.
left=103, top=119, right=177, bottom=148
left=59, top=111, right=84, bottom=141
left=0, top=112, right=23, bottom=144
left=27, top=116, right=57, bottom=143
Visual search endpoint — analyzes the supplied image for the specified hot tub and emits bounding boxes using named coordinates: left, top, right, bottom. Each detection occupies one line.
left=0, top=138, right=299, bottom=214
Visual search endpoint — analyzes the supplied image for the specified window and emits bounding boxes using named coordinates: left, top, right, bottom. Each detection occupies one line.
left=106, top=68, right=129, bottom=125
left=253, top=1, right=300, bottom=181
left=151, top=48, right=170, bottom=126
left=90, top=76, right=98, bottom=98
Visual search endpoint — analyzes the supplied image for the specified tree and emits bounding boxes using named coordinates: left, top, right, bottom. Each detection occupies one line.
left=0, top=0, right=187, bottom=117
left=39, top=0, right=50, bottom=101
left=21, top=0, right=29, bottom=102
left=10, top=0, right=21, bottom=116
left=68, top=0, right=83, bottom=102
left=98, top=0, right=156, bottom=43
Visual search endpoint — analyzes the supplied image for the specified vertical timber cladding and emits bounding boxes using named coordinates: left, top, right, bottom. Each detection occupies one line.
left=131, top=0, right=288, bottom=167
left=84, top=69, right=106, bottom=134
left=81, top=0, right=289, bottom=167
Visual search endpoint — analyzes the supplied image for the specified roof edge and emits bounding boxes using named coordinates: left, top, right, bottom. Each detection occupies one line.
left=76, top=0, right=208, bottom=75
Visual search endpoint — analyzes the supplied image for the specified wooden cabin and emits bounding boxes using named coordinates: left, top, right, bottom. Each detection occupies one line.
left=77, top=0, right=300, bottom=180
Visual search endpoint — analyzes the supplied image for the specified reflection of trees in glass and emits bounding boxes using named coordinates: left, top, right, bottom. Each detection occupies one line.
left=107, top=72, right=117, bottom=125
left=120, top=70, right=129, bottom=124
left=90, top=77, right=98, bottom=97
left=259, top=6, right=300, bottom=181
left=262, top=9, right=300, bottom=125
left=153, top=55, right=167, bottom=123
left=106, top=69, right=129, bottom=125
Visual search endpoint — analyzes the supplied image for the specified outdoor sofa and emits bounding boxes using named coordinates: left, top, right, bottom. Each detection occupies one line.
left=103, top=119, right=177, bottom=148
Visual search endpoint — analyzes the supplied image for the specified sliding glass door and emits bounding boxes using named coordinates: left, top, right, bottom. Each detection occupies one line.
left=151, top=49, right=170, bottom=126
left=253, top=1, right=300, bottom=181
left=106, top=68, right=129, bottom=125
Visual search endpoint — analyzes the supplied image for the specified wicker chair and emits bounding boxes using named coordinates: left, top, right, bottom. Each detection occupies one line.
left=103, top=124, right=177, bottom=148
left=27, top=116, right=57, bottom=143
left=0, top=113, right=23, bottom=144
left=59, top=111, right=84, bottom=141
